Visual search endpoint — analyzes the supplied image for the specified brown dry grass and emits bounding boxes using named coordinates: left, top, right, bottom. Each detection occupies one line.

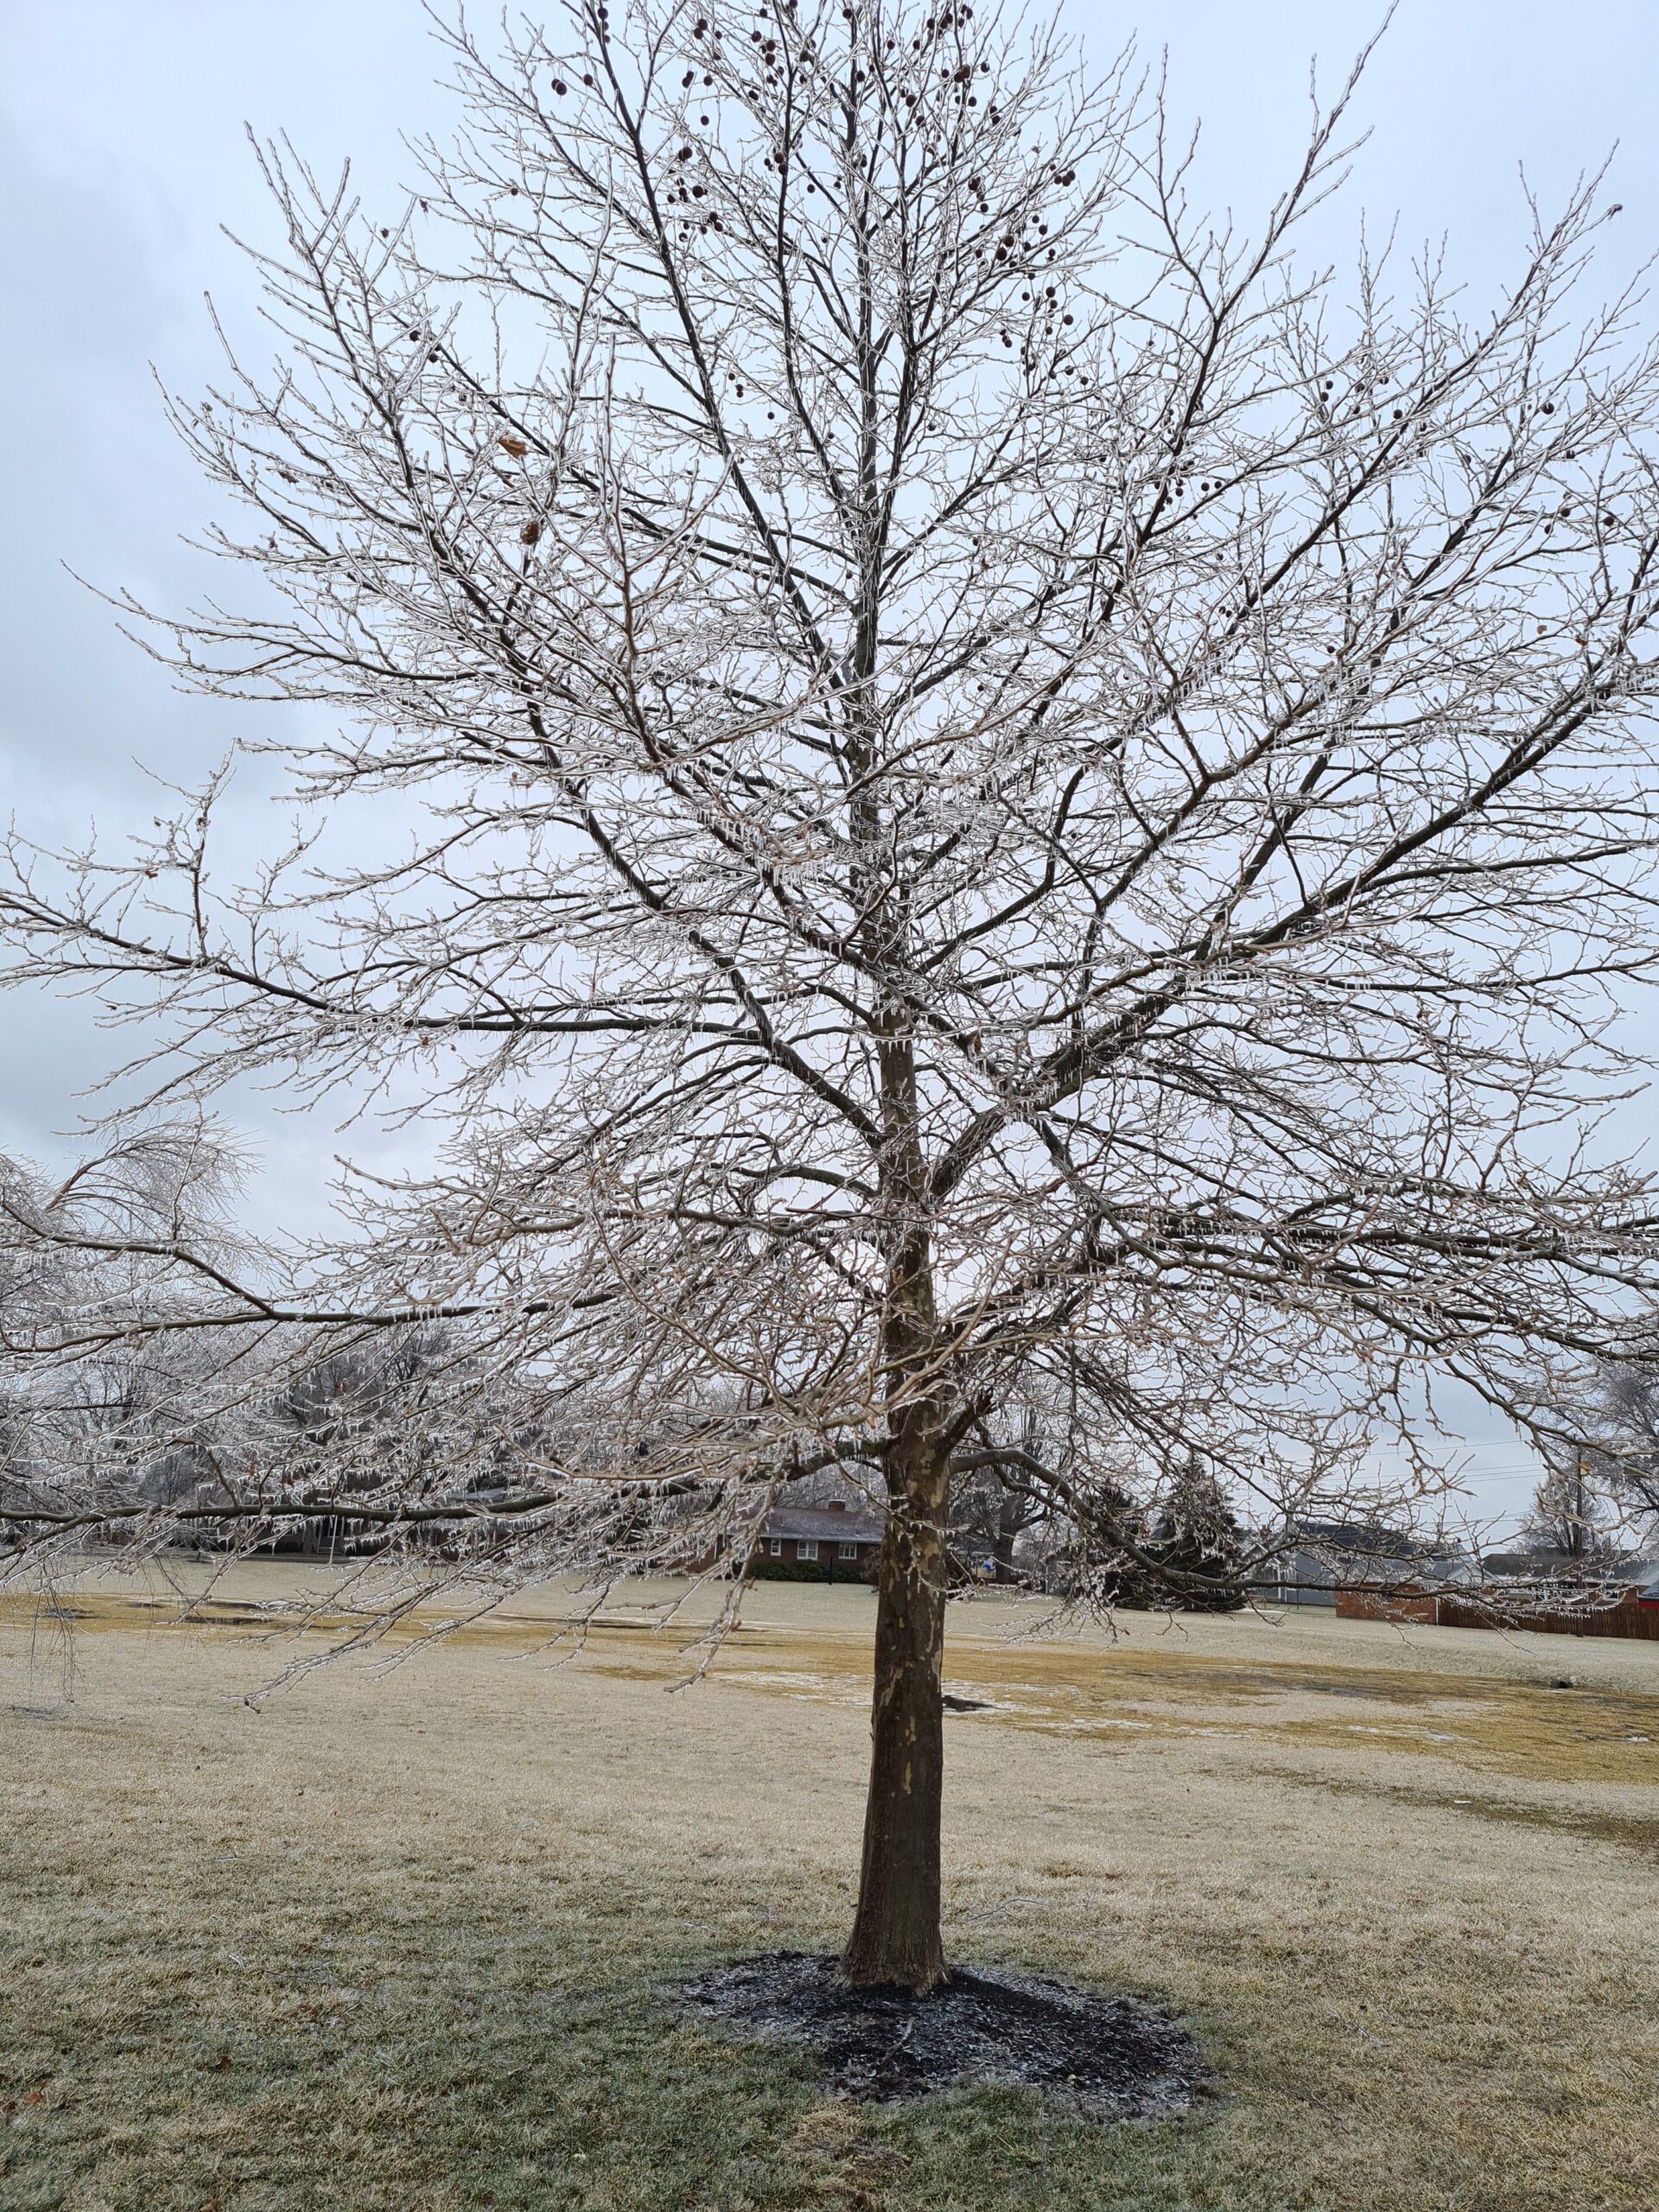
left=3, top=1562, right=1657, bottom=2211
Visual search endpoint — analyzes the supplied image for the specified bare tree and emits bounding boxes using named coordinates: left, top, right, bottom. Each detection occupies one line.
left=7, top=0, right=1659, bottom=1988
left=0, top=1129, right=266, bottom=1529
left=1534, top=1353, right=1659, bottom=1542
left=1517, top=1452, right=1616, bottom=1565
left=1591, top=1363, right=1659, bottom=1535
left=947, top=1405, right=1048, bottom=1581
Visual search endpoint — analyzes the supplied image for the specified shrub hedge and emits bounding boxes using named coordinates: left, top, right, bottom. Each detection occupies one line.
left=743, top=1555, right=876, bottom=1585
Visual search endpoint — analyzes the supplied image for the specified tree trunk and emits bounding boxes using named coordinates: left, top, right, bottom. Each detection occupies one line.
left=993, top=1492, right=1020, bottom=1584
left=842, top=1422, right=950, bottom=1993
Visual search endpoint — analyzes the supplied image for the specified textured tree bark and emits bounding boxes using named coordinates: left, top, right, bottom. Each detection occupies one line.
left=993, top=1491, right=1021, bottom=1584
left=841, top=1420, right=950, bottom=1993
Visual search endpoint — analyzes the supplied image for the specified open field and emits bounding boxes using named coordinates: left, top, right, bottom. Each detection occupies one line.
left=3, top=1566, right=1658, bottom=2211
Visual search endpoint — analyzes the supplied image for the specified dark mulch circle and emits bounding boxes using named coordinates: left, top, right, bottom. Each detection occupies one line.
left=673, top=1951, right=1209, bottom=2122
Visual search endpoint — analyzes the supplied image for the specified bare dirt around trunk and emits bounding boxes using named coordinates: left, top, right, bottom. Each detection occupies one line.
left=674, top=1951, right=1210, bottom=2122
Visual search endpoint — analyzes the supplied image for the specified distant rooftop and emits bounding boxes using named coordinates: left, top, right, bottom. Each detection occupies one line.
left=758, top=1503, right=884, bottom=1544
left=1481, top=1548, right=1659, bottom=1585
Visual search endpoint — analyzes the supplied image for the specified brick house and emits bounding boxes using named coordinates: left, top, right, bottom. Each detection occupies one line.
left=747, top=1499, right=884, bottom=1580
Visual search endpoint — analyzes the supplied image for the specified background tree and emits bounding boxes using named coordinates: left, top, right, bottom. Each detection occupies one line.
left=0, top=1129, right=265, bottom=1535
left=0, top=1136, right=538, bottom=1596
left=1111, top=1456, right=1247, bottom=1611
left=946, top=1408, right=1050, bottom=1583
left=1535, top=1354, right=1659, bottom=1544
left=7, top=0, right=1659, bottom=1990
left=1517, top=1452, right=1618, bottom=1566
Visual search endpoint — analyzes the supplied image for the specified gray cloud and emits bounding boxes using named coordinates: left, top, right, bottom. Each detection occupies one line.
left=4, top=0, right=1657, bottom=1531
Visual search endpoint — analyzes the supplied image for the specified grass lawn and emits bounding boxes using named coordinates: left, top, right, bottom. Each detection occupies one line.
left=3, top=1566, right=1657, bottom=2211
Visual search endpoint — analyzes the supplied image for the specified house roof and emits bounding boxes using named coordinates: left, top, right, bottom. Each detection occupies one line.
left=1289, top=1521, right=1427, bottom=1560
left=1481, top=1548, right=1659, bottom=1586
left=759, top=1504, right=885, bottom=1544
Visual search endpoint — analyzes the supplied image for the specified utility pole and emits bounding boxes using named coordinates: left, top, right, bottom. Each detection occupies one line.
left=1570, top=1454, right=1588, bottom=1561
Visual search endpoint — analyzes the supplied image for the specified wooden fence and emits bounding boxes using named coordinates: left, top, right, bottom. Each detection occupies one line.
left=1337, top=1586, right=1659, bottom=1640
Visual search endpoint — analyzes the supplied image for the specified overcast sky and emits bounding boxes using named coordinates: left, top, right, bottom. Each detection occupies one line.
left=5, top=0, right=1658, bottom=1533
